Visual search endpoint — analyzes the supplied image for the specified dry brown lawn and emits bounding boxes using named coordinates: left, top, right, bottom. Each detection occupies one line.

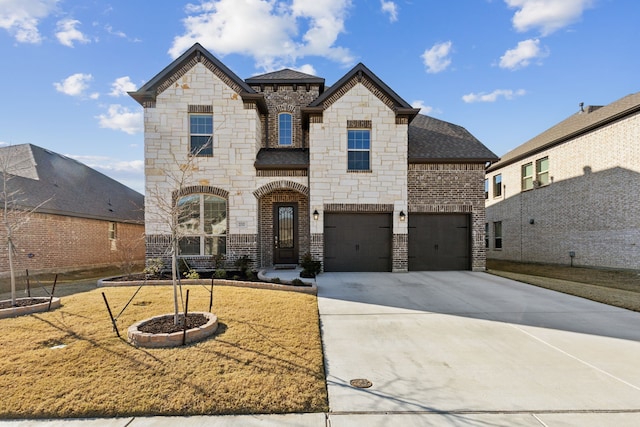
left=488, top=260, right=640, bottom=312
left=0, top=284, right=327, bottom=419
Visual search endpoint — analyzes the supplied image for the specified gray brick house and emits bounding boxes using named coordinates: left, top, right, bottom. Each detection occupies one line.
left=485, top=92, right=640, bottom=270
left=130, top=43, right=497, bottom=272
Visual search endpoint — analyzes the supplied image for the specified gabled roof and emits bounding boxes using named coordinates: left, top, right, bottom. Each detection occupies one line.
left=409, top=115, right=498, bottom=163
left=129, top=43, right=265, bottom=112
left=305, top=63, right=420, bottom=121
left=246, top=69, right=325, bottom=86
left=487, top=91, right=640, bottom=172
left=254, top=148, right=309, bottom=170
left=0, top=144, right=144, bottom=223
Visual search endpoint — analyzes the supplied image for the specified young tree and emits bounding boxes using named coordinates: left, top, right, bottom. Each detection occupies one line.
left=0, top=145, right=50, bottom=306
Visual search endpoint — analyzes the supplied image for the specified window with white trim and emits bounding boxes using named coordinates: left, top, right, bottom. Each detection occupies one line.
left=347, top=129, right=371, bottom=171
left=189, top=114, right=213, bottom=156
left=278, top=113, right=292, bottom=146
left=177, top=194, right=226, bottom=256
left=536, top=157, right=549, bottom=186
left=522, top=162, right=533, bottom=190
left=493, top=174, right=502, bottom=197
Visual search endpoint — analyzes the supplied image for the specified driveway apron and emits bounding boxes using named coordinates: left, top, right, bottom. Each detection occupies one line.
left=316, top=271, right=640, bottom=424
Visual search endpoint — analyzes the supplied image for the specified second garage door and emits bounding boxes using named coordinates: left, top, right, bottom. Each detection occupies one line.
left=324, top=213, right=392, bottom=272
left=409, top=214, right=470, bottom=271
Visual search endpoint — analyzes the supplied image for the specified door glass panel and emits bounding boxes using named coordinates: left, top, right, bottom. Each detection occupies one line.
left=278, top=206, right=294, bottom=249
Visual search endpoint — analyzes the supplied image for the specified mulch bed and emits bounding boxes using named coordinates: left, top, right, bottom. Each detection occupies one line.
left=0, top=298, right=48, bottom=310
left=138, top=313, right=209, bottom=334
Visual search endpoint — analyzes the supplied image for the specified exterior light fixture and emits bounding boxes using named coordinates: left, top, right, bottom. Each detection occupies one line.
left=313, top=210, right=319, bottom=220
left=399, top=210, right=406, bottom=221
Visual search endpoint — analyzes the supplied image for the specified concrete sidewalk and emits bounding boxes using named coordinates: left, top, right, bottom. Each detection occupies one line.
left=3, top=271, right=640, bottom=426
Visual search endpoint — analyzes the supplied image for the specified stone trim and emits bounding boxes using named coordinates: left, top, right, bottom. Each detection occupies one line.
left=409, top=204, right=474, bottom=213
left=200, top=56, right=245, bottom=94
left=320, top=74, right=397, bottom=112
left=309, top=114, right=323, bottom=124
left=253, top=180, right=309, bottom=199
left=324, top=203, right=394, bottom=213
left=257, top=170, right=308, bottom=177
left=347, top=120, right=372, bottom=129
left=157, top=57, right=199, bottom=94
left=188, top=105, right=213, bottom=113
left=409, top=163, right=485, bottom=171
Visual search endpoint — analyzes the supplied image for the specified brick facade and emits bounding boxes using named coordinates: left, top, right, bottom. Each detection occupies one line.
left=0, top=211, right=144, bottom=277
left=485, top=107, right=640, bottom=269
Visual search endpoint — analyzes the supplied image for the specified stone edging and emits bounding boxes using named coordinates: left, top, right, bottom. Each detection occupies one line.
left=0, top=297, right=61, bottom=319
left=128, top=312, right=218, bottom=348
left=98, top=273, right=317, bottom=295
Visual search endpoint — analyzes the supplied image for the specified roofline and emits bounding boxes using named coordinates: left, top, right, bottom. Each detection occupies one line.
left=487, top=102, right=640, bottom=173
left=12, top=205, right=144, bottom=224
left=128, top=43, right=257, bottom=106
left=409, top=158, right=498, bottom=164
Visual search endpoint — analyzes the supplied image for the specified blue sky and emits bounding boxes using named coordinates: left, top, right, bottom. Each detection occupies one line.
left=1, top=0, right=638, bottom=194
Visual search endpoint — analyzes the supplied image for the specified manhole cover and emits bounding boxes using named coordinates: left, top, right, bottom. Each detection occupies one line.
left=350, top=378, right=372, bottom=388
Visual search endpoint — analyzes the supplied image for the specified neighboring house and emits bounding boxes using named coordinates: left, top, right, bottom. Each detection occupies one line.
left=485, top=92, right=640, bottom=270
left=0, top=144, right=145, bottom=277
left=130, top=43, right=497, bottom=272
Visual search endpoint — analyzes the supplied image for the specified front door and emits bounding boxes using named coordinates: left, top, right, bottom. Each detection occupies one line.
left=273, top=203, right=298, bottom=265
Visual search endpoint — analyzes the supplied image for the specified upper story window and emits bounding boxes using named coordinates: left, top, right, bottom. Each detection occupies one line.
left=536, top=157, right=549, bottom=186
left=484, top=179, right=489, bottom=199
left=522, top=162, right=533, bottom=190
left=278, top=113, right=292, bottom=146
left=177, top=194, right=226, bottom=256
left=493, top=174, right=502, bottom=197
left=347, top=129, right=371, bottom=171
left=190, top=114, right=213, bottom=156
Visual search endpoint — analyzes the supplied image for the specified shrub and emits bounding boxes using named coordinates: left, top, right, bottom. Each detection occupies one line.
left=143, top=258, right=164, bottom=278
left=245, top=270, right=256, bottom=281
left=300, top=253, right=322, bottom=278
left=234, top=255, right=253, bottom=276
left=271, top=277, right=281, bottom=284
left=214, top=269, right=227, bottom=279
left=183, top=269, right=200, bottom=280
left=291, top=278, right=305, bottom=286
left=212, top=254, right=225, bottom=270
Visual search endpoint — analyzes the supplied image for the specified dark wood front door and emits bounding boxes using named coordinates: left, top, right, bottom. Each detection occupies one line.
left=273, top=203, right=298, bottom=265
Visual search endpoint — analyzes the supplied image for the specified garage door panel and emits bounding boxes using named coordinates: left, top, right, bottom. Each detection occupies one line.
left=324, top=213, right=392, bottom=272
left=409, top=214, right=470, bottom=271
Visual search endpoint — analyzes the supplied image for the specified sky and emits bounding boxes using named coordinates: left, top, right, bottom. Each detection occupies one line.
left=1, top=0, right=638, bottom=194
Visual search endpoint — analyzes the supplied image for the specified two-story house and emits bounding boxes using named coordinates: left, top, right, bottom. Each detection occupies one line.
left=485, top=92, right=640, bottom=270
left=130, top=43, right=497, bottom=272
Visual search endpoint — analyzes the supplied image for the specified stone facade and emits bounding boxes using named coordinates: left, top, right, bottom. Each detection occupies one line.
left=486, top=104, right=640, bottom=270
left=133, top=44, right=492, bottom=272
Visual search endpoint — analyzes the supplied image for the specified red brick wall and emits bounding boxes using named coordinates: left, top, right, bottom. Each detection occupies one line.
left=0, top=211, right=145, bottom=277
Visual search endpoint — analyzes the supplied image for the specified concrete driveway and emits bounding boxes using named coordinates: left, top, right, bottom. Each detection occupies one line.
left=317, top=271, right=640, bottom=426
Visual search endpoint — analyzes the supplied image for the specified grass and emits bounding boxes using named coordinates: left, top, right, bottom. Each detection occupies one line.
left=487, top=259, right=640, bottom=312
left=0, top=284, right=328, bottom=419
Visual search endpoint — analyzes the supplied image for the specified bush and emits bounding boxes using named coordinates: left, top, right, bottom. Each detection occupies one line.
left=143, top=258, right=164, bottom=278
left=300, top=253, right=321, bottom=278
left=183, top=269, right=200, bottom=280
left=271, top=277, right=281, bottom=284
left=234, top=255, right=253, bottom=276
left=291, top=278, right=305, bottom=286
left=214, top=269, right=227, bottom=279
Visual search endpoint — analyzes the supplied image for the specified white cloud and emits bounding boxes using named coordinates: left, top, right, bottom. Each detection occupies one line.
left=169, top=0, right=354, bottom=70
left=0, top=0, right=58, bottom=43
left=462, top=89, right=526, bottom=103
left=55, top=18, right=89, bottom=47
left=96, top=104, right=143, bottom=135
left=53, top=73, right=93, bottom=97
left=109, top=76, right=137, bottom=97
left=411, top=100, right=434, bottom=115
left=421, top=41, right=453, bottom=74
left=505, top=0, right=594, bottom=36
left=499, top=38, right=547, bottom=69
left=293, top=64, right=317, bottom=76
left=381, top=1, right=398, bottom=22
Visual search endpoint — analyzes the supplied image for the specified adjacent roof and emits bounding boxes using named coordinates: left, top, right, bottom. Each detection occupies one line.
left=246, top=69, right=325, bottom=89
left=0, top=144, right=144, bottom=223
left=254, top=148, right=309, bottom=170
left=409, top=115, right=499, bottom=163
left=129, top=43, right=266, bottom=113
left=487, top=91, right=640, bottom=172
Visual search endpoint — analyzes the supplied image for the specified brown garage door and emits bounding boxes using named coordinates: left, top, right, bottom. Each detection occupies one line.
left=324, top=213, right=392, bottom=272
left=409, top=214, right=470, bottom=271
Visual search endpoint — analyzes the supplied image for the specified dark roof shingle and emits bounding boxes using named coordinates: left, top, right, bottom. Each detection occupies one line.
left=254, top=148, right=309, bottom=170
left=409, top=115, right=498, bottom=163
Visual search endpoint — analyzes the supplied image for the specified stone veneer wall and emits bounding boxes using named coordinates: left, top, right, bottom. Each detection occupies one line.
left=408, top=163, right=487, bottom=271
left=485, top=111, right=640, bottom=269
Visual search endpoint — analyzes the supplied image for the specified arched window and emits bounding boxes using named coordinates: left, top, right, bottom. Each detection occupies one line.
left=177, top=194, right=226, bottom=256
left=278, top=113, right=292, bottom=146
